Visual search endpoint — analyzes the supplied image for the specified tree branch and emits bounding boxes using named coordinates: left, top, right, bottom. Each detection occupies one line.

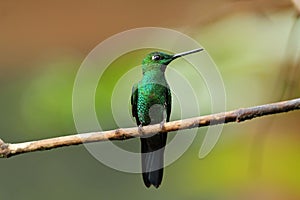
left=1, top=98, right=300, bottom=158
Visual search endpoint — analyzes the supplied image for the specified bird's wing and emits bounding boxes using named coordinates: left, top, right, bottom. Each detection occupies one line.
left=131, top=83, right=138, bottom=118
left=166, top=88, right=172, bottom=122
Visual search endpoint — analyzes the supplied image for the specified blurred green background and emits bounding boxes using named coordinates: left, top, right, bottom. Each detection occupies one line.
left=1, top=0, right=300, bottom=199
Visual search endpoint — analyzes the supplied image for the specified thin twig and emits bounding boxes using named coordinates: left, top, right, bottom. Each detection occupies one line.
left=1, top=98, right=300, bottom=158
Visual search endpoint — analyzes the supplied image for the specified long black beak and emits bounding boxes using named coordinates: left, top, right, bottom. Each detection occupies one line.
left=172, top=48, right=204, bottom=60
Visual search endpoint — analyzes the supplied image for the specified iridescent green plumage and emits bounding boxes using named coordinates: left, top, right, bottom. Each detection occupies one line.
left=131, top=48, right=203, bottom=188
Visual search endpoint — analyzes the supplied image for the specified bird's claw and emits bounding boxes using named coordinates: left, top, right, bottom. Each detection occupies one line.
left=138, top=124, right=145, bottom=135
left=160, top=119, right=166, bottom=131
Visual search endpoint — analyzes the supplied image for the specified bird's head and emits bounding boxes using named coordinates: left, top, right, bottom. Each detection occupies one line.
left=142, top=52, right=173, bottom=74
left=142, top=48, right=203, bottom=74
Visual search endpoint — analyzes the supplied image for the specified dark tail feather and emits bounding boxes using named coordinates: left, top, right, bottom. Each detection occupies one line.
left=142, top=149, right=164, bottom=188
left=141, top=133, right=167, bottom=188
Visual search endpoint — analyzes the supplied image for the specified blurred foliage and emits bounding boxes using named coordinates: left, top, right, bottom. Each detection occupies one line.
left=0, top=2, right=300, bottom=200
left=20, top=58, right=78, bottom=138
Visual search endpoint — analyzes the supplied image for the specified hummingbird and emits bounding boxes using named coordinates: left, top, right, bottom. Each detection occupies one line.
left=131, top=48, right=203, bottom=188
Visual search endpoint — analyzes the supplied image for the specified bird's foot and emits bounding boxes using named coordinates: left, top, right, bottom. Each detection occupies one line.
left=138, top=124, right=145, bottom=136
left=138, top=124, right=152, bottom=138
left=160, top=119, right=166, bottom=131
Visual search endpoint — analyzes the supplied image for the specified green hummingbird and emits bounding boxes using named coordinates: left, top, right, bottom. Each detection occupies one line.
left=131, top=48, right=203, bottom=188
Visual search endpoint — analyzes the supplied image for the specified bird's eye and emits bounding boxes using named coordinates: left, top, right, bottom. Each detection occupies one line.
left=151, top=55, right=161, bottom=61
